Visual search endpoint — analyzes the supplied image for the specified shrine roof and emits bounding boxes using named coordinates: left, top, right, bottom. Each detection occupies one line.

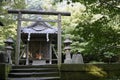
left=21, top=19, right=58, bottom=34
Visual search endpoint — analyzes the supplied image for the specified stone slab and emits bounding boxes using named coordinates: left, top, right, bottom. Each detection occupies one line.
left=32, top=60, right=46, bottom=65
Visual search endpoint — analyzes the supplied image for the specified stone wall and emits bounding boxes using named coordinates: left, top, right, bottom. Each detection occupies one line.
left=0, top=63, right=11, bottom=80
left=60, top=64, right=120, bottom=80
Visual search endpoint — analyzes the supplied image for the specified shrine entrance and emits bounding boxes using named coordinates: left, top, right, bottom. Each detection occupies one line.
left=21, top=20, right=58, bottom=65
left=8, top=9, right=70, bottom=65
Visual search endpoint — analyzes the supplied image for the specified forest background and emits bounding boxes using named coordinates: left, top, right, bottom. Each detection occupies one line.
left=0, top=0, right=120, bottom=63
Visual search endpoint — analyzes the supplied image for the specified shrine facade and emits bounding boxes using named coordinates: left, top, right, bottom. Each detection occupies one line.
left=21, top=19, right=58, bottom=65
left=8, top=9, right=70, bottom=65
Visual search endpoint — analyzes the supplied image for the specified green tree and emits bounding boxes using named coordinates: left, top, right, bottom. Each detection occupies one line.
left=26, top=0, right=120, bottom=63
left=0, top=0, right=26, bottom=50
left=72, top=0, right=120, bottom=62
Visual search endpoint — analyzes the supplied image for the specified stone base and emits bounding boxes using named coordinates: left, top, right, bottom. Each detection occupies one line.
left=64, top=59, right=72, bottom=64
left=32, top=60, right=46, bottom=65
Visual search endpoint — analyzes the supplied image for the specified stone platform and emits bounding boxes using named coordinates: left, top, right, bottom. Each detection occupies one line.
left=32, top=60, right=46, bottom=65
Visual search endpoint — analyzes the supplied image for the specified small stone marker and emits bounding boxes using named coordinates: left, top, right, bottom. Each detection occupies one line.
left=72, top=54, right=84, bottom=64
left=72, top=54, right=76, bottom=63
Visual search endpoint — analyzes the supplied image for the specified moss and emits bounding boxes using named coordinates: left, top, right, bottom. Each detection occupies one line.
left=60, top=64, right=120, bottom=80
left=0, top=63, right=11, bottom=80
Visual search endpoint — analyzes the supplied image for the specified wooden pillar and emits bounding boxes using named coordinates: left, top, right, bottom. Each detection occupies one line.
left=26, top=41, right=29, bottom=65
left=15, top=12, right=21, bottom=65
left=57, top=14, right=62, bottom=66
left=49, top=41, right=52, bottom=64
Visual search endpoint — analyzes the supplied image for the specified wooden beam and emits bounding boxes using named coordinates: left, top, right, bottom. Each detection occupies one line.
left=21, top=18, right=57, bottom=22
left=21, top=38, right=56, bottom=42
left=8, top=9, right=71, bottom=16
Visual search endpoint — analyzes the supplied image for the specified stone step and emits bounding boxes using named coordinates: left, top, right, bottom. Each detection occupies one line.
left=8, top=64, right=60, bottom=80
left=10, top=68, right=58, bottom=73
left=9, top=72, right=59, bottom=78
left=12, top=64, right=58, bottom=69
left=8, top=77, right=60, bottom=80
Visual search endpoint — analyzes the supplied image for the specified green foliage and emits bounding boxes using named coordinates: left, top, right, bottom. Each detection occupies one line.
left=72, top=0, right=120, bottom=62
left=0, top=0, right=26, bottom=50
left=46, top=0, right=120, bottom=62
left=43, top=0, right=120, bottom=62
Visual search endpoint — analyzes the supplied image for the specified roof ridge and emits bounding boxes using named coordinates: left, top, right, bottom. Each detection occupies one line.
left=27, top=17, right=53, bottom=29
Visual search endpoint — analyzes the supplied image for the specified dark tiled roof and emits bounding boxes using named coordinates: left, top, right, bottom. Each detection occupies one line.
left=21, top=21, right=57, bottom=34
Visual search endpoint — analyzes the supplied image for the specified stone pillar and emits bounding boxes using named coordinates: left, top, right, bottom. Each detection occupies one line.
left=64, top=37, right=72, bottom=63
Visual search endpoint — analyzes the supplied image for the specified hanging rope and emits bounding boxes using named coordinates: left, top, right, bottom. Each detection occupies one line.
left=27, top=32, right=31, bottom=41
left=46, top=32, right=49, bottom=42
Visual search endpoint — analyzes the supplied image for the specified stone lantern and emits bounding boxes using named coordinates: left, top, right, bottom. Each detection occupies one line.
left=4, top=37, right=14, bottom=45
left=64, top=37, right=72, bottom=63
left=4, top=37, right=14, bottom=64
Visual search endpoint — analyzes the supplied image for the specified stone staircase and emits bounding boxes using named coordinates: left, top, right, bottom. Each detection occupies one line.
left=8, top=64, right=60, bottom=80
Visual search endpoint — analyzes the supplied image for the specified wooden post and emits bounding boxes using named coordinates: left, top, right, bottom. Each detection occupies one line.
left=58, top=14, right=62, bottom=66
left=26, top=41, right=29, bottom=65
left=49, top=41, right=52, bottom=64
left=15, top=12, right=21, bottom=65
